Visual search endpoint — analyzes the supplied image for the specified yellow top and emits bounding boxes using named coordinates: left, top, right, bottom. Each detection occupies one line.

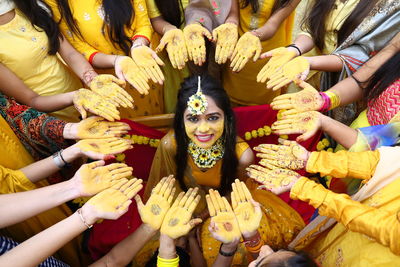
left=0, top=9, right=81, bottom=122
left=299, top=0, right=361, bottom=54
left=46, top=0, right=152, bottom=60
left=291, top=150, right=400, bottom=265
left=146, top=0, right=189, bottom=19
left=224, top=0, right=295, bottom=105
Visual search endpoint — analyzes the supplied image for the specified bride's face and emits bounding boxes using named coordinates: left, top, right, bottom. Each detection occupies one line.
left=184, top=96, right=225, bottom=149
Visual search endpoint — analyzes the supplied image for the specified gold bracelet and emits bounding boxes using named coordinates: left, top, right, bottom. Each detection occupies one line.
left=325, top=91, right=341, bottom=110
left=77, top=208, right=93, bottom=229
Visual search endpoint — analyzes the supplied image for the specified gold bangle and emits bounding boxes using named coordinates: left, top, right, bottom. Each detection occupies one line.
left=325, top=91, right=341, bottom=110
left=77, top=208, right=93, bottom=229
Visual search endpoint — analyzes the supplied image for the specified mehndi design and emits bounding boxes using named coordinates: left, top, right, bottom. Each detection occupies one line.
left=206, top=189, right=241, bottom=243
left=212, top=23, right=238, bottom=64
left=231, top=179, right=262, bottom=236
left=183, top=24, right=212, bottom=66
left=160, top=188, right=202, bottom=239
left=135, top=175, right=176, bottom=230
left=156, top=29, right=188, bottom=70
left=230, top=32, right=262, bottom=72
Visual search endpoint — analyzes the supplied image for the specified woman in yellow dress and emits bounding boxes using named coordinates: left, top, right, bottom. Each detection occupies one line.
left=0, top=0, right=102, bottom=122
left=46, top=0, right=165, bottom=118
left=222, top=0, right=300, bottom=106
left=141, top=74, right=304, bottom=266
left=248, top=141, right=400, bottom=266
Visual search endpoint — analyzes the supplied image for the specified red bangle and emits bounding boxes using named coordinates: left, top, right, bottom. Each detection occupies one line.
left=88, top=51, right=99, bottom=65
left=131, top=35, right=150, bottom=44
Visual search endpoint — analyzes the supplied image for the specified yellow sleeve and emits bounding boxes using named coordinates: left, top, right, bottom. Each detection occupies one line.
left=0, top=165, right=36, bottom=194
left=145, top=0, right=162, bottom=18
left=131, top=0, right=153, bottom=42
left=306, top=150, right=380, bottom=180
left=157, top=256, right=179, bottom=267
left=45, top=0, right=99, bottom=61
left=291, top=177, right=400, bottom=255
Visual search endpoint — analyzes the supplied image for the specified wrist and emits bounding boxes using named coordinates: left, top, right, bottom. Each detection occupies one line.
left=162, top=24, right=177, bottom=35
left=62, top=145, right=82, bottom=163
left=80, top=204, right=99, bottom=225
left=82, top=69, right=98, bottom=86
left=243, top=230, right=258, bottom=240
left=159, top=234, right=176, bottom=259
left=250, top=29, right=262, bottom=40
left=142, top=223, right=158, bottom=236
left=63, top=123, right=74, bottom=139
left=219, top=242, right=238, bottom=257
left=286, top=44, right=302, bottom=56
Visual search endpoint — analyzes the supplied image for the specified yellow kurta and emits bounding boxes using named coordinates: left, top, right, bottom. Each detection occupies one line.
left=299, top=0, right=361, bottom=54
left=145, top=0, right=190, bottom=113
left=46, top=0, right=164, bottom=118
left=223, top=0, right=295, bottom=105
left=140, top=131, right=304, bottom=266
left=0, top=9, right=81, bottom=122
left=292, top=150, right=400, bottom=266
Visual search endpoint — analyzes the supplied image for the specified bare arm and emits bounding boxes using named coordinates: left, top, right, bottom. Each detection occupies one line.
left=320, top=113, right=358, bottom=149
left=0, top=63, right=75, bottom=113
left=237, top=147, right=255, bottom=180
left=255, top=0, right=301, bottom=41
left=58, top=35, right=98, bottom=86
left=224, top=0, right=240, bottom=25
left=305, top=54, right=344, bottom=72
left=90, top=223, right=157, bottom=267
left=0, top=179, right=79, bottom=228
left=292, top=34, right=316, bottom=55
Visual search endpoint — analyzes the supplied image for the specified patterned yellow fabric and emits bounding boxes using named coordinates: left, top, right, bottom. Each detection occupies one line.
left=0, top=9, right=81, bottom=122
left=0, top=116, right=84, bottom=266
left=223, top=0, right=295, bottom=105
left=146, top=0, right=189, bottom=19
left=299, top=0, right=361, bottom=54
left=46, top=0, right=163, bottom=118
left=291, top=176, right=400, bottom=265
left=306, top=150, right=380, bottom=180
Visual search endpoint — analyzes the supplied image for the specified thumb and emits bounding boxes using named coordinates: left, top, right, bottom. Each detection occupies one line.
left=189, top=218, right=203, bottom=229
left=212, top=28, right=218, bottom=42
left=296, top=129, right=317, bottom=143
left=156, top=39, right=167, bottom=53
left=134, top=195, right=144, bottom=210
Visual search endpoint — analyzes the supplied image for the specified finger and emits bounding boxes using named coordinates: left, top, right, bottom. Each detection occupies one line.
left=152, top=177, right=167, bottom=194
left=188, top=218, right=203, bottom=229
left=172, top=191, right=185, bottom=208
left=231, top=190, right=238, bottom=209
left=209, top=189, right=221, bottom=212
left=178, top=188, right=192, bottom=208
left=203, top=29, right=213, bottom=40
left=126, top=182, right=143, bottom=199
left=112, top=179, right=129, bottom=190
left=184, top=187, right=199, bottom=209
left=167, top=187, right=176, bottom=204
left=159, top=175, right=171, bottom=196
left=156, top=39, right=166, bottom=53
left=214, top=190, right=227, bottom=212
left=187, top=195, right=201, bottom=213
left=278, top=138, right=295, bottom=146
left=134, top=194, right=144, bottom=210
left=236, top=179, right=246, bottom=202
left=272, top=79, right=291, bottom=91
left=212, top=28, right=218, bottom=42
left=253, top=44, right=261, bottom=61
left=119, top=178, right=135, bottom=193
left=241, top=181, right=253, bottom=201
left=297, top=129, right=317, bottom=142
left=117, top=200, right=132, bottom=214
left=163, top=176, right=175, bottom=199
left=222, top=196, right=233, bottom=212
left=87, top=160, right=106, bottom=169
left=206, top=194, right=216, bottom=216
left=236, top=56, right=249, bottom=72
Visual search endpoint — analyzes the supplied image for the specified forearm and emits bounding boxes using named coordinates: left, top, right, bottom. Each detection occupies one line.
left=291, top=178, right=400, bottom=255
left=91, top=53, right=118, bottom=69
left=0, top=180, right=79, bottom=228
left=224, top=0, right=239, bottom=25
left=306, top=150, right=380, bottom=179
left=320, top=114, right=358, bottom=149
left=256, top=0, right=300, bottom=41
left=188, top=237, right=207, bottom=267
left=151, top=16, right=177, bottom=35
left=30, top=92, right=75, bottom=113
left=293, top=34, right=315, bottom=55
left=0, top=212, right=86, bottom=267
left=19, top=144, right=82, bottom=183
left=90, top=223, right=157, bottom=267
left=305, top=55, right=343, bottom=72
left=159, top=234, right=177, bottom=259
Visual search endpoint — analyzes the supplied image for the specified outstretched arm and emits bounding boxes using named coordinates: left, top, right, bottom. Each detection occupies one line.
left=291, top=177, right=400, bottom=255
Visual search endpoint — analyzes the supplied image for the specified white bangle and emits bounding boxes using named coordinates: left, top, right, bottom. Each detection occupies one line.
left=52, top=150, right=65, bottom=168
left=77, top=208, right=93, bottom=229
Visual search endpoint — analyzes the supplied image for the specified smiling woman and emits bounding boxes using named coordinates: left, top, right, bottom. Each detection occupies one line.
left=138, top=74, right=305, bottom=266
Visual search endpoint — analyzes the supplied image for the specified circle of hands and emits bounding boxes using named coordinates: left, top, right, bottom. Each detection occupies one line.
left=134, top=176, right=263, bottom=243
left=247, top=139, right=311, bottom=195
